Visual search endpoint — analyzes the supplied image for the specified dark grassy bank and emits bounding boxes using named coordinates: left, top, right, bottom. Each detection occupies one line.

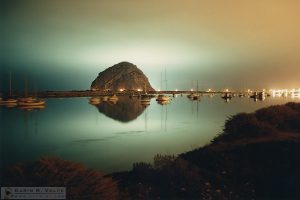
left=1, top=102, right=300, bottom=199
left=113, top=102, right=300, bottom=199
left=1, top=157, right=119, bottom=200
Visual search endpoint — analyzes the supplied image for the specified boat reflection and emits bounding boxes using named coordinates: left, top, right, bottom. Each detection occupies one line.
left=157, top=100, right=170, bottom=105
left=3, top=102, right=18, bottom=108
left=89, top=97, right=101, bottom=105
left=18, top=105, right=46, bottom=111
left=140, top=97, right=151, bottom=107
left=221, top=94, right=232, bottom=103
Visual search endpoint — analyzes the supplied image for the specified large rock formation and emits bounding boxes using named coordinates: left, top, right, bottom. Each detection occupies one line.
left=91, top=62, right=155, bottom=91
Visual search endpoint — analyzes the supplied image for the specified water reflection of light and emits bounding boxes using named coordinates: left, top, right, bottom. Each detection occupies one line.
left=270, top=88, right=300, bottom=98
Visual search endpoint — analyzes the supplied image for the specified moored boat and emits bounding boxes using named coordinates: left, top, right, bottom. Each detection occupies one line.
left=1, top=98, right=18, bottom=104
left=108, top=94, right=118, bottom=101
left=188, top=93, right=200, bottom=100
left=101, top=96, right=109, bottom=101
left=156, top=94, right=170, bottom=102
left=18, top=99, right=46, bottom=106
left=18, top=97, right=37, bottom=102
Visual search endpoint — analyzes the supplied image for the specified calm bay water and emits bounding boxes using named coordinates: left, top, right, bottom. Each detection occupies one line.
left=1, top=95, right=299, bottom=173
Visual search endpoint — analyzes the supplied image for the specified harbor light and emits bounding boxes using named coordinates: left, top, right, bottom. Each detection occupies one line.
left=190, top=88, right=194, bottom=92
left=119, top=88, right=124, bottom=92
left=175, top=89, right=178, bottom=92
left=225, top=89, right=229, bottom=92
left=137, top=89, right=141, bottom=92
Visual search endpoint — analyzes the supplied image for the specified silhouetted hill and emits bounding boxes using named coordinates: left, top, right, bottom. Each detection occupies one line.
left=91, top=62, right=155, bottom=92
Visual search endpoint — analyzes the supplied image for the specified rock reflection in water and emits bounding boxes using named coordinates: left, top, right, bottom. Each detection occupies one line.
left=94, top=96, right=147, bottom=122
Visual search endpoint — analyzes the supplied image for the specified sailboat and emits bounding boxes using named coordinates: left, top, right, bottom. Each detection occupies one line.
left=1, top=72, right=18, bottom=105
left=18, top=79, right=46, bottom=107
left=18, top=99, right=46, bottom=106
left=156, top=68, right=170, bottom=103
left=221, top=92, right=233, bottom=102
left=187, top=80, right=200, bottom=100
left=140, top=83, right=151, bottom=106
left=18, top=78, right=35, bottom=102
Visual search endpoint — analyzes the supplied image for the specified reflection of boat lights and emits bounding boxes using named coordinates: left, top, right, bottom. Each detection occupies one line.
left=269, top=88, right=300, bottom=98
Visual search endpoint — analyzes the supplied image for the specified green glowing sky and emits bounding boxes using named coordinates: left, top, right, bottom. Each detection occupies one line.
left=1, top=0, right=300, bottom=91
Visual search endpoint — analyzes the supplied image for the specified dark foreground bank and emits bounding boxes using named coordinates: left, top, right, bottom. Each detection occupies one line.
left=1, top=102, right=300, bottom=199
left=112, top=102, right=300, bottom=200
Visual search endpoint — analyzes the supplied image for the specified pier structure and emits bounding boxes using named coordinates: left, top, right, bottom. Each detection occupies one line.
left=36, top=90, right=249, bottom=98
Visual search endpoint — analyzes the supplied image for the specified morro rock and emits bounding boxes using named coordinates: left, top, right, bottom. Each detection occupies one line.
left=91, top=62, right=155, bottom=91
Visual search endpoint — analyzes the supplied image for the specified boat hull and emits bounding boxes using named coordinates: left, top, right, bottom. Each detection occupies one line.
left=18, top=101, right=46, bottom=106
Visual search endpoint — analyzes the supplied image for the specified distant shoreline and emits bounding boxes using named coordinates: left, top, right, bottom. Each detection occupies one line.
left=1, top=90, right=257, bottom=98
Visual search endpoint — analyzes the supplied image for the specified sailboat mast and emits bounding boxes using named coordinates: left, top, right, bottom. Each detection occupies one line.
left=25, top=77, right=28, bottom=97
left=160, top=72, right=163, bottom=92
left=35, top=83, right=37, bottom=98
left=164, top=67, right=167, bottom=91
left=9, top=72, right=12, bottom=96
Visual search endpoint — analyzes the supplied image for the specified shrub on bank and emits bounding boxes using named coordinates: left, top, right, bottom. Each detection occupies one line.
left=255, top=104, right=300, bottom=131
left=2, top=157, right=119, bottom=200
